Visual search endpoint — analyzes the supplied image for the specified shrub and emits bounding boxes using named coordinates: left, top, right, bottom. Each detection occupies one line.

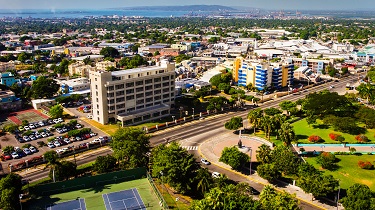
left=316, top=152, right=337, bottom=170
left=329, top=133, right=341, bottom=141
left=358, top=161, right=374, bottom=169
left=308, top=135, right=321, bottom=143
left=355, top=135, right=369, bottom=143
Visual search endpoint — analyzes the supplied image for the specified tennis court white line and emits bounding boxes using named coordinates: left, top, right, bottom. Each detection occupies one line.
left=132, top=188, right=142, bottom=209
left=122, top=200, right=128, bottom=210
left=109, top=196, right=137, bottom=204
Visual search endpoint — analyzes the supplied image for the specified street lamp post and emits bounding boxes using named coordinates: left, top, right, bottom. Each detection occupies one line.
left=249, top=147, right=252, bottom=176
left=192, top=108, right=195, bottom=119
left=371, top=146, right=375, bottom=153
left=172, top=116, right=175, bottom=124
left=321, top=145, right=325, bottom=152
left=160, top=171, right=164, bottom=195
left=19, top=194, right=23, bottom=210
left=337, top=180, right=341, bottom=210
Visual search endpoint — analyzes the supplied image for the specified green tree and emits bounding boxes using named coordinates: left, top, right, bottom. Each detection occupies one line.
left=50, top=161, right=76, bottom=181
left=100, top=47, right=120, bottom=58
left=93, top=155, right=117, bottom=173
left=257, top=163, right=281, bottom=182
left=278, top=122, right=295, bottom=146
left=264, top=108, right=282, bottom=116
left=340, top=184, right=375, bottom=210
left=256, top=144, right=272, bottom=165
left=218, top=83, right=231, bottom=93
left=0, top=173, right=22, bottom=210
left=194, top=168, right=214, bottom=197
left=49, top=104, right=63, bottom=119
left=316, top=152, right=337, bottom=170
left=209, top=74, right=223, bottom=87
left=219, top=146, right=250, bottom=170
left=272, top=145, right=299, bottom=176
left=357, top=83, right=375, bottom=102
left=224, top=116, right=243, bottom=130
left=279, top=100, right=296, bottom=112
left=152, top=142, right=199, bottom=194
left=110, top=128, right=150, bottom=169
left=30, top=76, right=60, bottom=99
left=247, top=108, right=263, bottom=134
left=259, top=185, right=300, bottom=210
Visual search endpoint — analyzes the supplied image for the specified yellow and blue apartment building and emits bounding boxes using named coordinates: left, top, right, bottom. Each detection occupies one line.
left=233, top=58, right=294, bottom=90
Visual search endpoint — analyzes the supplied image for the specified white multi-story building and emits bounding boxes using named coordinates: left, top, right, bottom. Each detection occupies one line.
left=89, top=60, right=176, bottom=125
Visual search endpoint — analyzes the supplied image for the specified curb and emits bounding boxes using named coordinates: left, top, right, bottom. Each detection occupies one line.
left=197, top=145, right=327, bottom=210
left=80, top=117, right=110, bottom=136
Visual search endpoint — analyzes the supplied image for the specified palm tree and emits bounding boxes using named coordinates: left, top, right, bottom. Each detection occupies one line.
left=260, top=115, right=274, bottom=140
left=357, top=83, right=375, bottom=103
left=256, top=144, right=272, bottom=165
left=278, top=122, right=295, bottom=146
left=273, top=114, right=287, bottom=139
left=196, top=168, right=213, bottom=196
left=43, top=150, right=60, bottom=182
left=247, top=109, right=263, bottom=134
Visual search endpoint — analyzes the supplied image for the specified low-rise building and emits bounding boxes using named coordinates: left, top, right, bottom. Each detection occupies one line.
left=96, top=60, right=116, bottom=71
left=68, top=61, right=95, bottom=77
left=57, top=78, right=90, bottom=93
left=0, top=72, right=16, bottom=87
left=0, top=61, right=15, bottom=72
left=0, top=90, right=21, bottom=111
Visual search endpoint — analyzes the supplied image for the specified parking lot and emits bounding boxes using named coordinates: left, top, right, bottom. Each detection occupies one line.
left=0, top=116, right=108, bottom=173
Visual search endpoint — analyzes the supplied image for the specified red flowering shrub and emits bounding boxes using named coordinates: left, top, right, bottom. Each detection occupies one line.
left=308, top=135, right=321, bottom=143
left=355, top=135, right=369, bottom=143
left=329, top=133, right=341, bottom=141
left=358, top=161, right=374, bottom=169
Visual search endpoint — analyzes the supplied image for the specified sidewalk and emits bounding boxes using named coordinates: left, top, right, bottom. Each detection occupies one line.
left=199, top=132, right=343, bottom=210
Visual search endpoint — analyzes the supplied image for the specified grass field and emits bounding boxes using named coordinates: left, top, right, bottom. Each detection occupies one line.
left=293, top=119, right=375, bottom=144
left=305, top=155, right=375, bottom=190
left=27, top=178, right=161, bottom=210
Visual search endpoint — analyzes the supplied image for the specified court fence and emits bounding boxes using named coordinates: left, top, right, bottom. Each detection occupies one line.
left=146, top=172, right=169, bottom=210
left=32, top=167, right=147, bottom=196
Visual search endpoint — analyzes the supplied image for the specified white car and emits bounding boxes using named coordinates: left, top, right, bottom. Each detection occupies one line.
left=91, top=139, right=101, bottom=144
left=53, top=119, right=59, bottom=124
left=57, top=118, right=63, bottom=123
left=201, top=159, right=211, bottom=165
left=23, top=148, right=32, bottom=155
left=212, top=172, right=220, bottom=178
left=29, top=124, right=35, bottom=129
left=29, top=146, right=37, bottom=153
left=54, top=141, right=61, bottom=147
left=11, top=152, right=19, bottom=159
left=38, top=121, right=45, bottom=126
left=47, top=142, right=55, bottom=148
left=24, top=126, right=30, bottom=131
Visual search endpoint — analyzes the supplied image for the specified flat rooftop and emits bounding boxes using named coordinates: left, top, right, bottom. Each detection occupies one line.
left=111, top=66, right=165, bottom=76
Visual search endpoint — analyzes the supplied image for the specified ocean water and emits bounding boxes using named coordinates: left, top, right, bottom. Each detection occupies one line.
left=0, top=9, right=190, bottom=18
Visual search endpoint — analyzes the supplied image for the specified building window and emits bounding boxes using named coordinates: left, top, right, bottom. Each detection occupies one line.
left=96, top=98, right=98, bottom=102
left=95, top=85, right=98, bottom=89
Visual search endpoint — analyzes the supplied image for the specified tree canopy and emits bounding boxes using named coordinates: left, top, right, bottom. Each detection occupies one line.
left=152, top=142, right=199, bottom=194
left=100, top=47, right=120, bottom=58
left=49, top=104, right=63, bottom=119
left=224, top=116, right=243, bottom=130
left=340, top=184, right=375, bottom=210
left=110, top=128, right=150, bottom=169
left=30, top=76, right=60, bottom=99
left=219, top=146, right=250, bottom=170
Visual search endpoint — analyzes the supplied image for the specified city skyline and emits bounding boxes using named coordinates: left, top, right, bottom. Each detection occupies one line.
left=0, top=0, right=375, bottom=11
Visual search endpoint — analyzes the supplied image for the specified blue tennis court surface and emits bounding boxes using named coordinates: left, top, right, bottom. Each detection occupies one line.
left=46, top=198, right=86, bottom=210
left=103, top=188, right=146, bottom=210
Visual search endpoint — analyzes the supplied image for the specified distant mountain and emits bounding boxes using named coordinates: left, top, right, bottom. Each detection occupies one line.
left=116, top=5, right=237, bottom=11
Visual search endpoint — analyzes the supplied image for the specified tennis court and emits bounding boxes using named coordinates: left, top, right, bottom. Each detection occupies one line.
left=46, top=198, right=86, bottom=210
left=7, top=109, right=49, bottom=125
left=103, top=188, right=146, bottom=210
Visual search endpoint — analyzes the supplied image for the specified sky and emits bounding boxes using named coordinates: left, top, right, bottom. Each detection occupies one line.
left=0, top=0, right=374, bottom=11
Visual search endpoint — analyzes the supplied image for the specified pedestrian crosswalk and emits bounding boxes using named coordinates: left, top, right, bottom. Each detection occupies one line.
left=181, top=146, right=199, bottom=151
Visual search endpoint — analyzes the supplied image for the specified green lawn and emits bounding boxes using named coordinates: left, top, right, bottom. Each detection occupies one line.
left=293, top=119, right=375, bottom=144
left=305, top=155, right=375, bottom=190
left=27, top=178, right=161, bottom=210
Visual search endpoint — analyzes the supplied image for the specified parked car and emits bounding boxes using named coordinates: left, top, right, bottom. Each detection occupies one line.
left=38, top=121, right=45, bottom=126
left=18, top=126, right=24, bottom=131
left=23, top=148, right=32, bottom=155
left=75, top=136, right=82, bottom=141
left=63, top=138, right=71, bottom=144
left=11, top=152, right=19, bottom=159
left=57, top=118, right=63, bottom=123
left=29, top=135, right=36, bottom=141
left=2, top=153, right=12, bottom=160
left=75, top=124, right=82, bottom=129
left=29, top=124, right=35, bottom=129
left=54, top=141, right=61, bottom=147
left=24, top=126, right=30, bottom=131
left=47, top=142, right=55, bottom=148
left=29, top=146, right=37, bottom=153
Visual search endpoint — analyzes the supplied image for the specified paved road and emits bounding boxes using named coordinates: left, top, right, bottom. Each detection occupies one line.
left=149, top=75, right=359, bottom=210
left=5, top=74, right=359, bottom=209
